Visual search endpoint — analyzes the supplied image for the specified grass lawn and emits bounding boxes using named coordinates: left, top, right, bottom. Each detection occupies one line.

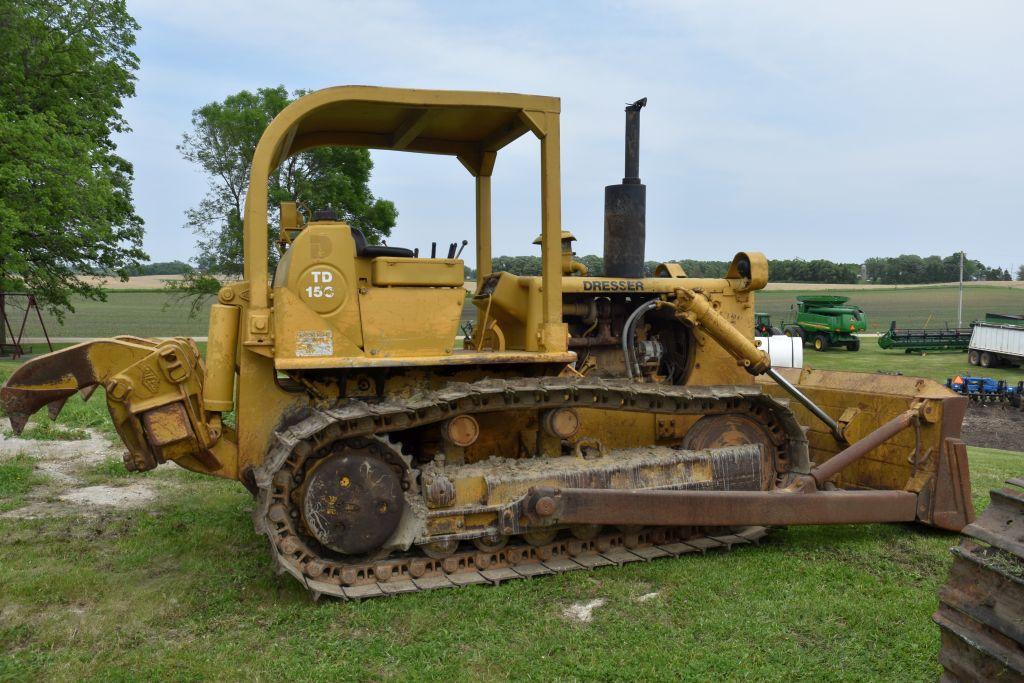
left=0, top=442, right=1017, bottom=680
left=758, top=284, right=1024, bottom=333
left=801, top=338, right=1023, bottom=385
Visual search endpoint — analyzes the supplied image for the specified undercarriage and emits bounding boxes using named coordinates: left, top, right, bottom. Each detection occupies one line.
left=252, top=376, right=969, bottom=599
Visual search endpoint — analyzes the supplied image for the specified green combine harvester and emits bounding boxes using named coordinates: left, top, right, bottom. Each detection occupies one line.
left=782, top=295, right=866, bottom=351
left=877, top=321, right=972, bottom=353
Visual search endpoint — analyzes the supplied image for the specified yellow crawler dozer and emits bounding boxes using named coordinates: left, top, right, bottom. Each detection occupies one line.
left=2, top=87, right=973, bottom=599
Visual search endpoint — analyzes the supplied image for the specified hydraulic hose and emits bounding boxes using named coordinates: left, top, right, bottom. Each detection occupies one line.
left=623, top=300, right=660, bottom=379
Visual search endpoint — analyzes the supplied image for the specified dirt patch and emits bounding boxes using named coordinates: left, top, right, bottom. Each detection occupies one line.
left=60, top=485, right=157, bottom=507
left=563, top=598, right=607, bottom=623
left=0, top=417, right=162, bottom=518
left=0, top=427, right=114, bottom=491
left=961, top=403, right=1024, bottom=451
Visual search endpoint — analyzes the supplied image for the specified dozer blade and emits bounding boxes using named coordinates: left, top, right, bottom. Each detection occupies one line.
left=759, top=367, right=974, bottom=531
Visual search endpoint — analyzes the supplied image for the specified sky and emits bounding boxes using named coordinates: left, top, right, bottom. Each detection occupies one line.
left=118, top=0, right=1024, bottom=272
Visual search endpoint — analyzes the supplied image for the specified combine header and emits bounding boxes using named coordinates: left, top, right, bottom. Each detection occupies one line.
left=878, top=321, right=973, bottom=353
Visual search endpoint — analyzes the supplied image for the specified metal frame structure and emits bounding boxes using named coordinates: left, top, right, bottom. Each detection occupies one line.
left=241, top=86, right=568, bottom=354
left=0, top=293, right=53, bottom=359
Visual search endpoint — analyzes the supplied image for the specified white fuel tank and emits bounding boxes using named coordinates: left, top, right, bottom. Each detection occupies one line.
left=755, top=335, right=803, bottom=369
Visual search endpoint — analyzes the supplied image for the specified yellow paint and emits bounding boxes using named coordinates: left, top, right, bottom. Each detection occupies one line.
left=0, top=85, right=969, bottom=537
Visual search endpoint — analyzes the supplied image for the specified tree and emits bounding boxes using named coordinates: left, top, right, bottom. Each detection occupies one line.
left=126, top=261, right=191, bottom=276
left=1018, top=265, right=1024, bottom=282
left=173, top=86, right=397, bottom=308
left=0, top=0, right=146, bottom=331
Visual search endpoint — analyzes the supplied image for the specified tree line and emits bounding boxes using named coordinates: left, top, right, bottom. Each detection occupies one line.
left=465, top=253, right=1017, bottom=283
left=125, top=260, right=190, bottom=276
left=864, top=254, right=1012, bottom=284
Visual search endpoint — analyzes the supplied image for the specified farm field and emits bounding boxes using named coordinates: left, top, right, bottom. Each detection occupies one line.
left=10, top=283, right=1023, bottom=341
left=12, top=292, right=211, bottom=340
left=757, top=284, right=1024, bottom=333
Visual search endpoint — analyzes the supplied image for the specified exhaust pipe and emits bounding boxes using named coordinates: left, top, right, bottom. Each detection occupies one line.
left=603, top=97, right=647, bottom=278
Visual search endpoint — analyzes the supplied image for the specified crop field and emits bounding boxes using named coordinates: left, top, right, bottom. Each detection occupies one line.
left=757, top=284, right=1024, bottom=332
left=12, top=291, right=211, bottom=340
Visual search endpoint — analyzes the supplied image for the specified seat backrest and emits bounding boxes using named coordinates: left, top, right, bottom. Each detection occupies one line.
left=350, top=227, right=414, bottom=258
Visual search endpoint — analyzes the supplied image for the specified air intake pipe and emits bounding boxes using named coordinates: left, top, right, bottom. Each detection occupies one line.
left=603, top=97, right=647, bottom=278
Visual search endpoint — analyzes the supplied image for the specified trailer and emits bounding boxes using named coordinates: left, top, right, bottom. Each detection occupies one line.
left=878, top=320, right=972, bottom=353
left=968, top=323, right=1024, bottom=368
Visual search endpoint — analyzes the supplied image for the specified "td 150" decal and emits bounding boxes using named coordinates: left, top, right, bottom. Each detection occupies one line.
left=305, top=270, right=335, bottom=299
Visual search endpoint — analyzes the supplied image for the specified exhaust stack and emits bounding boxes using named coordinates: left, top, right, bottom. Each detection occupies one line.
left=603, top=97, right=647, bottom=278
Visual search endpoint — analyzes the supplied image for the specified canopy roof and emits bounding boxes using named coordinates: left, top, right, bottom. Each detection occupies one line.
left=245, top=86, right=567, bottom=350
left=268, top=86, right=561, bottom=176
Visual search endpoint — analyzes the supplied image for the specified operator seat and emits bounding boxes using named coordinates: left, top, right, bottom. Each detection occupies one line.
left=350, top=227, right=414, bottom=258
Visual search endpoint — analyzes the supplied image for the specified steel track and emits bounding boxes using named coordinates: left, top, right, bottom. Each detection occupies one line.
left=253, top=377, right=809, bottom=600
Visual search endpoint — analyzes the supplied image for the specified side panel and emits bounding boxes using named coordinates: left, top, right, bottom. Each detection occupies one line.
left=236, top=348, right=307, bottom=475
left=359, top=287, right=465, bottom=357
left=970, top=324, right=1024, bottom=358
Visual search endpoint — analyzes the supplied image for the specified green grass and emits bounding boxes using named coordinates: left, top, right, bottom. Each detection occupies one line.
left=758, top=284, right=1024, bottom=332
left=799, top=338, right=1022, bottom=384
left=3, top=421, right=89, bottom=441
left=0, top=446, right=1019, bottom=680
left=89, top=456, right=133, bottom=479
left=0, top=454, right=47, bottom=513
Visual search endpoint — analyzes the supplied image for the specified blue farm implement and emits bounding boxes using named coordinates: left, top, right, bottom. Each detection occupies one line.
left=946, top=375, right=1023, bottom=408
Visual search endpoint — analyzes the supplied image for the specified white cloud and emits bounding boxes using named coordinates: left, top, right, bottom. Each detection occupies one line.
left=122, top=0, right=1024, bottom=270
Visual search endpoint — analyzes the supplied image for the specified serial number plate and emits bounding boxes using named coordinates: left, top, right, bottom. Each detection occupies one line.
left=296, top=330, right=333, bottom=357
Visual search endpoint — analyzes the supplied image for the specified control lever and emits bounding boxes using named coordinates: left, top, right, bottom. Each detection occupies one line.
left=455, top=240, right=468, bottom=258
left=430, top=242, right=437, bottom=258
left=446, top=242, right=457, bottom=259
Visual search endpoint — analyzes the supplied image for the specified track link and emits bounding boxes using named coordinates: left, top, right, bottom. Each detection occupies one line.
left=935, top=478, right=1024, bottom=680
left=253, top=377, right=810, bottom=600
